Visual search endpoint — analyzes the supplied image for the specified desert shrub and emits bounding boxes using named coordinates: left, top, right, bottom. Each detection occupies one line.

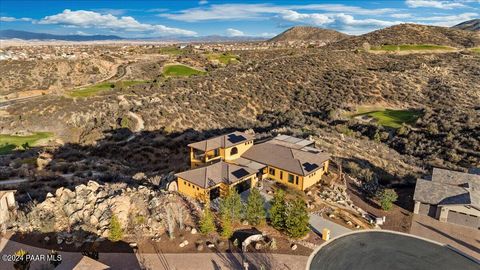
left=377, top=189, right=398, bottom=211
left=108, top=214, right=124, bottom=242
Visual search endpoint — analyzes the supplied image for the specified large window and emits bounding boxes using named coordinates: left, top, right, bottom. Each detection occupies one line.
left=213, top=148, right=219, bottom=156
left=269, top=168, right=275, bottom=175
left=295, top=176, right=299, bottom=185
left=230, top=147, right=238, bottom=155
left=280, top=171, right=283, bottom=180
left=288, top=174, right=294, bottom=183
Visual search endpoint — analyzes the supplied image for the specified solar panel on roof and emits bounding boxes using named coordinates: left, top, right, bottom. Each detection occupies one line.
left=227, top=134, right=246, bottom=143
left=232, top=168, right=250, bottom=179
left=302, top=162, right=319, bottom=172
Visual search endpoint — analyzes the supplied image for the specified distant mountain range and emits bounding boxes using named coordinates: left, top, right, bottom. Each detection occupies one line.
left=0, top=29, right=267, bottom=42
left=452, top=19, right=480, bottom=31
left=0, top=30, right=123, bottom=41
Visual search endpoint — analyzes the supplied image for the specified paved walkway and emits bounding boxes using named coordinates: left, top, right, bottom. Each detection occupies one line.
left=309, top=213, right=352, bottom=238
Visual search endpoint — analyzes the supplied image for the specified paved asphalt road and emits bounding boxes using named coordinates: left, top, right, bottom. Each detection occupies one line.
left=309, top=231, right=479, bottom=270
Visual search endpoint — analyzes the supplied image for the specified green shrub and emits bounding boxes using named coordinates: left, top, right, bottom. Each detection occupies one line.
left=108, top=214, right=124, bottom=242
left=378, top=189, right=398, bottom=211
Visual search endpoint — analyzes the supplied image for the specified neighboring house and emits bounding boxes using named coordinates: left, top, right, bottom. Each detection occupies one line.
left=413, top=168, right=480, bottom=229
left=0, top=190, right=16, bottom=225
left=177, top=132, right=331, bottom=202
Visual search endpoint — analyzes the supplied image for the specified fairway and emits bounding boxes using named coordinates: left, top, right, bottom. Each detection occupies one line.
left=472, top=48, right=480, bottom=53
left=207, top=53, right=240, bottom=64
left=371, top=44, right=454, bottom=51
left=353, top=109, right=422, bottom=128
left=0, top=132, right=53, bottom=154
left=159, top=46, right=185, bottom=55
left=163, top=64, right=206, bottom=77
left=69, top=80, right=147, bottom=98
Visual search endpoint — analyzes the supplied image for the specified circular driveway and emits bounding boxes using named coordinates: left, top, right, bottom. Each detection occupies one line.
left=308, top=230, right=479, bottom=270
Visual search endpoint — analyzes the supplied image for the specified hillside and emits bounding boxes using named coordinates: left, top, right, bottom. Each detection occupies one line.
left=452, top=19, right=480, bottom=32
left=269, top=26, right=349, bottom=43
left=331, top=23, right=480, bottom=49
left=1, top=46, right=478, bottom=179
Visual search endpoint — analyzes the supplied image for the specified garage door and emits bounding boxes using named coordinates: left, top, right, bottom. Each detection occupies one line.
left=418, top=203, right=437, bottom=218
left=447, top=210, right=480, bottom=229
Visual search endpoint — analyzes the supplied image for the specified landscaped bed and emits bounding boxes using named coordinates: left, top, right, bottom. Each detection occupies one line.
left=0, top=132, right=53, bottom=154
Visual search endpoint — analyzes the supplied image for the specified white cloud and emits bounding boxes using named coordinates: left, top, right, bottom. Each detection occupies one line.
left=0, top=16, right=32, bottom=22
left=405, top=0, right=466, bottom=9
left=199, top=0, right=208, bottom=5
left=279, top=11, right=401, bottom=28
left=414, top=12, right=478, bottom=25
left=391, top=13, right=413, bottom=18
left=38, top=9, right=196, bottom=36
left=226, top=28, right=244, bottom=36
left=160, top=3, right=398, bottom=22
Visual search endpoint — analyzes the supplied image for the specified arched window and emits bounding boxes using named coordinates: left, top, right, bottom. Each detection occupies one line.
left=230, top=147, right=238, bottom=155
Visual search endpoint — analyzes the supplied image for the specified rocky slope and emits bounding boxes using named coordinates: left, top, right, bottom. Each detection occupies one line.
left=453, top=19, right=480, bottom=32
left=332, top=23, right=480, bottom=49
left=269, top=26, right=349, bottom=43
left=11, top=181, right=199, bottom=239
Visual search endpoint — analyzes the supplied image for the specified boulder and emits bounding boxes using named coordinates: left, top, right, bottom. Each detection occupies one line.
left=291, top=244, right=298, bottom=251
left=190, top=228, right=197, bottom=235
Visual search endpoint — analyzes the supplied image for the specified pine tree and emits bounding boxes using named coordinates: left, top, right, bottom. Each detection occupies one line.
left=219, top=189, right=243, bottom=223
left=199, top=208, right=216, bottom=234
left=246, top=188, right=266, bottom=226
left=269, top=189, right=286, bottom=230
left=220, top=216, right=233, bottom=239
left=285, top=198, right=310, bottom=238
left=108, top=214, right=124, bottom=242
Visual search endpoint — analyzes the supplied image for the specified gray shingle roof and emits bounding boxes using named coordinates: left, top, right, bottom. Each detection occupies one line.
left=241, top=141, right=330, bottom=176
left=188, top=131, right=254, bottom=152
left=414, top=168, right=480, bottom=209
left=175, top=161, right=256, bottom=189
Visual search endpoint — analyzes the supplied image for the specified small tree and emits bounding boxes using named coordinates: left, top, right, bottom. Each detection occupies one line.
left=108, top=214, right=123, bottom=242
left=378, top=189, right=398, bottom=211
left=269, top=189, right=286, bottom=230
left=246, top=188, right=266, bottom=226
left=219, top=189, right=243, bottom=223
left=285, top=198, right=310, bottom=238
left=220, top=216, right=233, bottom=239
left=199, top=208, right=215, bottom=234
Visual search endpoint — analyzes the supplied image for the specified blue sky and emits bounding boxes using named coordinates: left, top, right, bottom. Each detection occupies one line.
left=0, top=1, right=478, bottom=37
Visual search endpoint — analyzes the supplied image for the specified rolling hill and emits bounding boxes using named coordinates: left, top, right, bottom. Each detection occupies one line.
left=452, top=19, right=480, bottom=32
left=331, top=23, right=480, bottom=49
left=269, top=26, right=349, bottom=43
